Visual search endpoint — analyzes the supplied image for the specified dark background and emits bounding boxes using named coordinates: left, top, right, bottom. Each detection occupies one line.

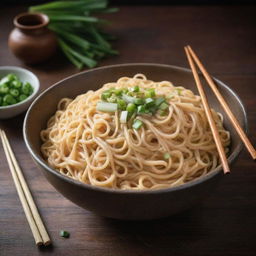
left=0, top=1, right=256, bottom=256
left=2, top=0, right=256, bottom=5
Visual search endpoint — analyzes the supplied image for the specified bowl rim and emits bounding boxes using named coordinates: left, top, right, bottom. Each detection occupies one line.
left=0, top=66, right=40, bottom=109
left=23, top=63, right=248, bottom=195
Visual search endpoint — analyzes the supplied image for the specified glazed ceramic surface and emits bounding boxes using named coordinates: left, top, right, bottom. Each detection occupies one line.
left=24, top=64, right=247, bottom=220
left=0, top=66, right=40, bottom=119
left=8, top=12, right=57, bottom=64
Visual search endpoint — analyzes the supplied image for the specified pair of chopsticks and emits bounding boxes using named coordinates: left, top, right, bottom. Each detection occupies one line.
left=184, top=45, right=256, bottom=174
left=0, top=129, right=51, bottom=246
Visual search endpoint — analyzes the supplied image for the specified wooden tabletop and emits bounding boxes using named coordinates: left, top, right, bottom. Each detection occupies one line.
left=1, top=4, right=256, bottom=256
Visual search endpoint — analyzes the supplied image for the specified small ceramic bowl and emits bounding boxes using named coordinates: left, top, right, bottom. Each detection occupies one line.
left=0, top=66, right=40, bottom=119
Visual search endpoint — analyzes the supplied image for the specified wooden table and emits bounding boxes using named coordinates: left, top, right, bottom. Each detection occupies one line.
left=1, top=4, right=256, bottom=256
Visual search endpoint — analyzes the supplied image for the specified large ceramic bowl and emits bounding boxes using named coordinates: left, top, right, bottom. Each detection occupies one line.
left=23, top=64, right=247, bottom=220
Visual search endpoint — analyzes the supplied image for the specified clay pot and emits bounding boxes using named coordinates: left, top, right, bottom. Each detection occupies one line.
left=8, top=12, right=57, bottom=64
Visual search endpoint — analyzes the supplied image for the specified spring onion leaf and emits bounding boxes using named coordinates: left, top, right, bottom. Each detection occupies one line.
left=29, top=0, right=118, bottom=69
left=58, top=39, right=97, bottom=68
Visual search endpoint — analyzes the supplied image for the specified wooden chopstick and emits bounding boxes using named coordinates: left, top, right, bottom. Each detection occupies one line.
left=0, top=129, right=51, bottom=246
left=187, top=45, right=256, bottom=160
left=184, top=47, right=230, bottom=174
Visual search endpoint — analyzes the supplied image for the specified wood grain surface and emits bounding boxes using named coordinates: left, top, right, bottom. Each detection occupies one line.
left=0, top=4, right=256, bottom=256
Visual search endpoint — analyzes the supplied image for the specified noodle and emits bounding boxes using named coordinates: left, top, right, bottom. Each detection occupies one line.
left=41, top=74, right=230, bottom=190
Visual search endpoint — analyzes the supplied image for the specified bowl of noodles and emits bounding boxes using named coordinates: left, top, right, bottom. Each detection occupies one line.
left=23, top=63, right=247, bottom=220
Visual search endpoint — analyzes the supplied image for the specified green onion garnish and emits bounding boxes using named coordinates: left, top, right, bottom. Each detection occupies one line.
left=159, top=102, right=169, bottom=110
left=137, top=105, right=146, bottom=114
left=145, top=98, right=155, bottom=107
left=131, top=85, right=140, bottom=92
left=155, top=97, right=165, bottom=106
left=107, top=94, right=117, bottom=103
left=101, top=91, right=112, bottom=101
left=113, top=88, right=123, bottom=96
left=145, top=88, right=155, bottom=98
left=134, top=98, right=144, bottom=105
left=163, top=153, right=171, bottom=160
left=132, top=119, right=143, bottom=130
left=126, top=103, right=136, bottom=113
left=99, top=86, right=170, bottom=124
left=120, top=111, right=128, bottom=123
left=117, top=99, right=126, bottom=110
left=122, top=94, right=136, bottom=104
left=96, top=102, right=118, bottom=112
left=60, top=230, right=70, bottom=238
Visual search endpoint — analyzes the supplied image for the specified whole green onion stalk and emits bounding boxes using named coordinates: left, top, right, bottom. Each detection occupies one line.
left=29, top=0, right=119, bottom=69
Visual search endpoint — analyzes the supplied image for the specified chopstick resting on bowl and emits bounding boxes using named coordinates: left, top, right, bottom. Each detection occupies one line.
left=184, top=47, right=230, bottom=174
left=0, top=129, right=51, bottom=246
left=186, top=45, right=256, bottom=160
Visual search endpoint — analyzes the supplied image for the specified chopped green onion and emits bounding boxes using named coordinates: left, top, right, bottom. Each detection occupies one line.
left=22, top=82, right=33, bottom=95
left=0, top=86, right=9, bottom=94
left=10, top=89, right=19, bottom=97
left=101, top=91, right=112, bottom=101
left=117, top=99, right=126, bottom=110
left=120, top=111, right=128, bottom=123
left=134, top=98, right=144, bottom=105
left=145, top=98, right=155, bottom=107
left=3, top=94, right=16, bottom=104
left=137, top=105, right=146, bottom=114
left=132, top=119, right=143, bottom=130
left=96, top=102, right=117, bottom=112
left=159, top=102, right=169, bottom=110
left=107, top=94, right=117, bottom=103
left=163, top=153, right=171, bottom=160
left=113, top=88, right=123, bottom=96
left=60, top=230, right=70, bottom=238
left=126, top=103, right=136, bottom=113
left=131, top=85, right=139, bottom=92
left=19, top=94, right=27, bottom=102
left=12, top=80, right=22, bottom=89
left=0, top=77, right=9, bottom=85
left=145, top=88, right=155, bottom=98
left=155, top=97, right=165, bottom=106
left=122, top=94, right=135, bottom=104
left=7, top=74, right=17, bottom=81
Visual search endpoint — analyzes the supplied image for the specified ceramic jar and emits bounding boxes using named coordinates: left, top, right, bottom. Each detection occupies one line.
left=8, top=12, right=57, bottom=64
